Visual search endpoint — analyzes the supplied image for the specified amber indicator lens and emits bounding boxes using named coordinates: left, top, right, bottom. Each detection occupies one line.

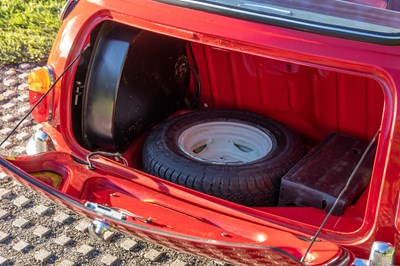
left=28, top=66, right=54, bottom=93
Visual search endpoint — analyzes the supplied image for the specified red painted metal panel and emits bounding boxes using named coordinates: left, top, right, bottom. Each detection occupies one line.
left=0, top=152, right=347, bottom=265
left=194, top=44, right=384, bottom=143
left=204, top=47, right=237, bottom=108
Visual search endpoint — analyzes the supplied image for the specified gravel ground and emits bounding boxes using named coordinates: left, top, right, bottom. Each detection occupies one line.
left=0, top=64, right=221, bottom=266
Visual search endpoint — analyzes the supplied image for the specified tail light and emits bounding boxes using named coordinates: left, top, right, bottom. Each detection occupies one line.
left=27, top=66, right=55, bottom=122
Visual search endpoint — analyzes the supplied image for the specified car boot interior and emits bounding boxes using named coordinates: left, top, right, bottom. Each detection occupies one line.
left=70, top=21, right=384, bottom=235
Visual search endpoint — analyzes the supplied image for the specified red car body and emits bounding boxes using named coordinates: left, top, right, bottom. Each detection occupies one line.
left=1, top=0, right=400, bottom=265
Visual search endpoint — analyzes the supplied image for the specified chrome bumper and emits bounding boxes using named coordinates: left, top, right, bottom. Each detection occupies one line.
left=353, top=242, right=394, bottom=266
left=26, top=130, right=55, bottom=155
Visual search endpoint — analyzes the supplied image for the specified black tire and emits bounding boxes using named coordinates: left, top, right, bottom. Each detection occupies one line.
left=142, top=110, right=304, bottom=206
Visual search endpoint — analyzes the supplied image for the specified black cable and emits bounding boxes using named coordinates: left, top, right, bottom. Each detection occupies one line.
left=86, top=151, right=128, bottom=170
left=187, top=65, right=201, bottom=109
left=0, top=44, right=91, bottom=148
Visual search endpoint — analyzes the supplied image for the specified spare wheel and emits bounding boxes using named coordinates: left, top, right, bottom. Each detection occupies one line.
left=142, top=110, right=304, bottom=206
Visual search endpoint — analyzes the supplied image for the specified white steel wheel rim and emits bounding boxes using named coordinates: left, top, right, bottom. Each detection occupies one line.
left=178, top=121, right=273, bottom=164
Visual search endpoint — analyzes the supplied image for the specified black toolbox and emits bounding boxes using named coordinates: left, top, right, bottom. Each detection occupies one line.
left=278, top=132, right=375, bottom=216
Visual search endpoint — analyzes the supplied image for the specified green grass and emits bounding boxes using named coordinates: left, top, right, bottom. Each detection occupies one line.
left=0, top=0, right=64, bottom=65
